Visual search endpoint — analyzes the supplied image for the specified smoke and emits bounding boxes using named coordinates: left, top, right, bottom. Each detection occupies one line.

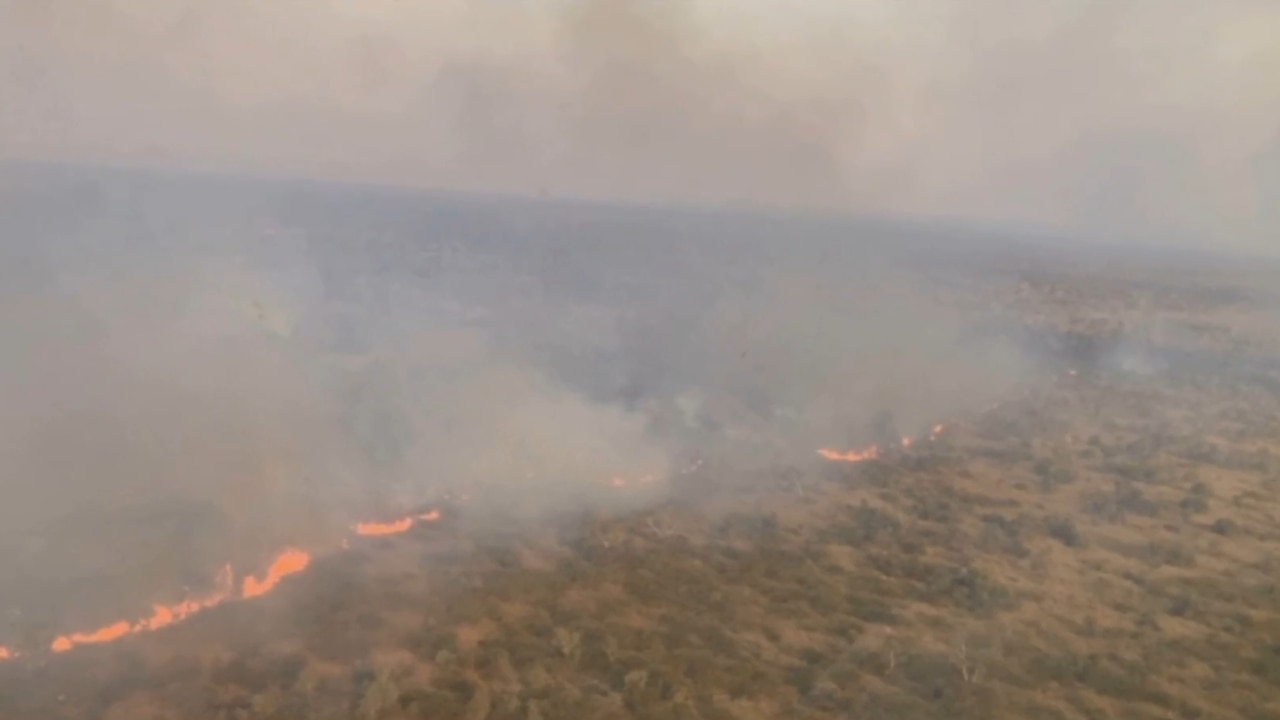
left=1, top=0, right=1277, bottom=254
left=0, top=262, right=345, bottom=625
left=597, top=252, right=1033, bottom=470
left=1, top=0, right=1264, bottom=654
left=325, top=326, right=670, bottom=522
left=0, top=242, right=668, bottom=635
left=0, top=159, right=1044, bottom=639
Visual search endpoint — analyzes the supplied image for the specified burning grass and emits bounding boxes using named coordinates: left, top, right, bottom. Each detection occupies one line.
left=5, top=265, right=1280, bottom=719
left=0, top=509, right=453, bottom=661
left=4, top=360, right=1280, bottom=720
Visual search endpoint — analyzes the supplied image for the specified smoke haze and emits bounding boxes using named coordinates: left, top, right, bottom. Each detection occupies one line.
left=1, top=0, right=1277, bottom=254
left=0, top=0, right=1273, bottom=654
left=0, top=161, right=1043, bottom=642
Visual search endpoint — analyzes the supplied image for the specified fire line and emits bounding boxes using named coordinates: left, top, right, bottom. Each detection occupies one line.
left=36, top=509, right=445, bottom=656
left=3, top=427, right=946, bottom=662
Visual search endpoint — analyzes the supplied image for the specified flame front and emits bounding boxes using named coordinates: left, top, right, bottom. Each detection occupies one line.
left=50, top=565, right=234, bottom=653
left=0, top=425, right=950, bottom=661
left=241, top=549, right=311, bottom=599
left=6, top=511, right=456, bottom=657
left=817, top=446, right=880, bottom=463
left=16, top=513, right=447, bottom=659
left=819, top=423, right=948, bottom=464
left=354, top=518, right=413, bottom=536
left=50, top=622, right=132, bottom=653
left=354, top=510, right=441, bottom=537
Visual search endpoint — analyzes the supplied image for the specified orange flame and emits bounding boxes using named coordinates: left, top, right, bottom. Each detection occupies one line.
left=135, top=564, right=234, bottom=632
left=50, top=565, right=235, bottom=653
left=3, top=509, right=454, bottom=659
left=15, top=432, right=965, bottom=659
left=23, top=430, right=935, bottom=660
left=353, top=510, right=441, bottom=537
left=817, top=446, right=880, bottom=463
left=820, top=420, right=949, bottom=463
left=354, top=518, right=413, bottom=536
left=241, top=548, right=311, bottom=599
left=51, top=622, right=132, bottom=653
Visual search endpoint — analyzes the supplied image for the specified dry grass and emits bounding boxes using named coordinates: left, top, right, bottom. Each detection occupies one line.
left=4, top=262, right=1280, bottom=719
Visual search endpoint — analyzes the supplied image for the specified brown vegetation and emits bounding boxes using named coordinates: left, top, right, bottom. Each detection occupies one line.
left=4, top=261, right=1280, bottom=719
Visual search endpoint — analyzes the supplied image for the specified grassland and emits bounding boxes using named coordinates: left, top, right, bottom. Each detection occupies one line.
left=4, top=259, right=1280, bottom=720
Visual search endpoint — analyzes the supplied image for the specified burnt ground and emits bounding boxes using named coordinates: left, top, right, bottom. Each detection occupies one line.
left=4, top=256, right=1280, bottom=719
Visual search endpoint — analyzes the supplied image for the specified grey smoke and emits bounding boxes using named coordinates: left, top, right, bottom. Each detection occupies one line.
left=1, top=0, right=1276, bottom=255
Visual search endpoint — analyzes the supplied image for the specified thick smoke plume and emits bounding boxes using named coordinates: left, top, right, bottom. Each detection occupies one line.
left=0, top=164, right=1041, bottom=644
left=4, top=0, right=1251, bottom=652
left=1, top=0, right=1277, bottom=254
left=0, top=241, right=668, bottom=635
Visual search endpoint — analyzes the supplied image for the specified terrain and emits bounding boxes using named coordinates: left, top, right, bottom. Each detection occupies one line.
left=2, top=165, right=1280, bottom=719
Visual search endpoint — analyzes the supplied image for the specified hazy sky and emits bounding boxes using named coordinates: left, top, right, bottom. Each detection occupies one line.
left=2, top=0, right=1277, bottom=254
